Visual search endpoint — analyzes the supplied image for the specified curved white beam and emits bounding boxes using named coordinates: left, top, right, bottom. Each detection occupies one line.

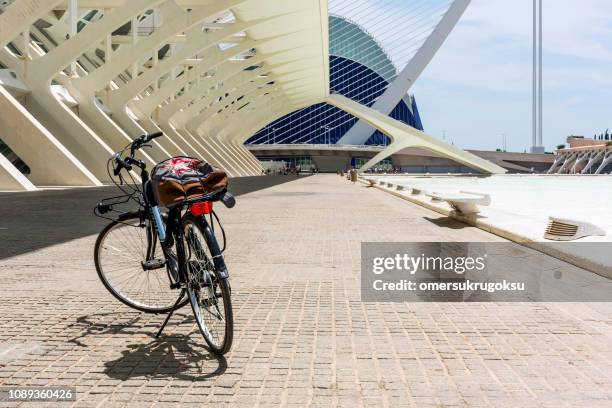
left=73, top=1, right=248, bottom=93
left=187, top=76, right=276, bottom=132
left=71, top=0, right=185, bottom=94
left=216, top=96, right=317, bottom=143
left=0, top=0, right=102, bottom=187
left=107, top=14, right=263, bottom=105
left=0, top=0, right=330, bottom=184
left=63, top=2, right=254, bottom=165
left=5, top=1, right=164, bottom=180
left=160, top=52, right=277, bottom=124
left=0, top=0, right=63, bottom=49
left=328, top=94, right=505, bottom=174
left=131, top=40, right=258, bottom=117
left=36, top=0, right=165, bottom=83
left=158, top=37, right=312, bottom=126
left=130, top=31, right=305, bottom=118
left=338, top=0, right=471, bottom=145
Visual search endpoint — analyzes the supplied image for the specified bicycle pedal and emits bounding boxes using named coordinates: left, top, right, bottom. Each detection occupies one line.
left=141, top=259, right=166, bottom=270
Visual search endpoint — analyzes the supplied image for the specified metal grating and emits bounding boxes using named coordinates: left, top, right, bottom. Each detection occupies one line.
left=545, top=220, right=579, bottom=238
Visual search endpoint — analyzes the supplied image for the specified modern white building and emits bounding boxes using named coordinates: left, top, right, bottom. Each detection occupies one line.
left=0, top=0, right=504, bottom=191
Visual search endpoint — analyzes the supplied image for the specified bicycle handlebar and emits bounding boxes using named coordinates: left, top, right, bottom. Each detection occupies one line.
left=113, top=153, right=132, bottom=176
left=114, top=132, right=165, bottom=176
left=130, top=132, right=163, bottom=156
left=144, top=132, right=163, bottom=142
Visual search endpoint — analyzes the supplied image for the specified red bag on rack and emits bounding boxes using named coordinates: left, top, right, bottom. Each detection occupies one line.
left=151, top=156, right=228, bottom=207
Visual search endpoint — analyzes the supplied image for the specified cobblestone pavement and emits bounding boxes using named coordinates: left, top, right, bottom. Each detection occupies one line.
left=1, top=175, right=611, bottom=407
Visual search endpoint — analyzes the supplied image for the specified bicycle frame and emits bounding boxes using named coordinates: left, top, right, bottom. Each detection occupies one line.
left=137, top=163, right=228, bottom=289
left=131, top=163, right=185, bottom=290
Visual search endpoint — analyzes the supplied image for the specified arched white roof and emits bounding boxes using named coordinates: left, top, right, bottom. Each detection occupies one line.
left=0, top=0, right=502, bottom=190
left=329, top=15, right=396, bottom=82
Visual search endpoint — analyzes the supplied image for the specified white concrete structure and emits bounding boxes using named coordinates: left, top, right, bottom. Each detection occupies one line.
left=548, top=147, right=612, bottom=174
left=370, top=174, right=612, bottom=278
left=426, top=191, right=491, bottom=215
left=0, top=0, right=501, bottom=190
left=328, top=94, right=505, bottom=174
left=338, top=0, right=471, bottom=145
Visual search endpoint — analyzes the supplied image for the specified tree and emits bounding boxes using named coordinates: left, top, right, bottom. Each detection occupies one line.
left=556, top=144, right=566, bottom=150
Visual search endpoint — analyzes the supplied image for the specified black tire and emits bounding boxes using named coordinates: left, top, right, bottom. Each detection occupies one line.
left=94, top=213, right=187, bottom=313
left=182, top=214, right=233, bottom=355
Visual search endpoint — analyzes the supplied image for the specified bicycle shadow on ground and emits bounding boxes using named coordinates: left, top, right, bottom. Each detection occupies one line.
left=67, top=311, right=226, bottom=381
left=68, top=312, right=154, bottom=348
left=104, top=334, right=227, bottom=381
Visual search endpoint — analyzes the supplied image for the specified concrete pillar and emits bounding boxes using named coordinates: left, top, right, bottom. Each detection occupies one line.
left=0, top=85, right=100, bottom=186
left=230, top=141, right=265, bottom=174
left=0, top=154, right=36, bottom=191
left=595, top=152, right=612, bottom=174
left=131, top=16, right=138, bottom=78
left=180, top=129, right=243, bottom=177
left=67, top=0, right=78, bottom=77
left=581, top=151, right=604, bottom=174
left=557, top=152, right=578, bottom=174
left=547, top=153, right=566, bottom=174
left=21, top=29, right=31, bottom=80
left=570, top=152, right=589, bottom=174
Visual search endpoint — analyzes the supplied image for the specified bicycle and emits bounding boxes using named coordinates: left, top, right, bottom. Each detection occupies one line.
left=93, top=132, right=235, bottom=355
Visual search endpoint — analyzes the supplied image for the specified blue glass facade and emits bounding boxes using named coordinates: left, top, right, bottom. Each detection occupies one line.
left=246, top=55, right=424, bottom=146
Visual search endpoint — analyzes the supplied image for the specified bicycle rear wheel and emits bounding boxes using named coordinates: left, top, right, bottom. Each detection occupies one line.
left=183, top=214, right=233, bottom=355
left=94, top=213, right=187, bottom=313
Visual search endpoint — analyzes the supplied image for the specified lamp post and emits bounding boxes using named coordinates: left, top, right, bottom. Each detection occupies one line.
left=321, top=126, right=330, bottom=145
left=539, top=0, right=543, bottom=151
left=531, top=0, right=544, bottom=153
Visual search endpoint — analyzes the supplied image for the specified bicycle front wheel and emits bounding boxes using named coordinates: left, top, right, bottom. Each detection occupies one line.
left=183, top=214, right=233, bottom=355
left=94, top=213, right=186, bottom=313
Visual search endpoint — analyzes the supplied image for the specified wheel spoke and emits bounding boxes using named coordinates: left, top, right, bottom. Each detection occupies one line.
left=183, top=217, right=230, bottom=352
left=96, top=217, right=178, bottom=311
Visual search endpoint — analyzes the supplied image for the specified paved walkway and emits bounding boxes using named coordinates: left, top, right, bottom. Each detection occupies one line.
left=1, top=175, right=612, bottom=407
left=0, top=175, right=300, bottom=260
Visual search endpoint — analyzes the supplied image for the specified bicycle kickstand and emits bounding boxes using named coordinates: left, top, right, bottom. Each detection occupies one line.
left=156, top=289, right=186, bottom=338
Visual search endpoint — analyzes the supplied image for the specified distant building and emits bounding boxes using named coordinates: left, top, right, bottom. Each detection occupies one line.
left=566, top=136, right=607, bottom=149
left=547, top=136, right=612, bottom=174
left=246, top=16, right=424, bottom=147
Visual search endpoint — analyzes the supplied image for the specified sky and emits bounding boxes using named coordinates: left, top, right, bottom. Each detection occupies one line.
left=410, top=0, right=612, bottom=152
